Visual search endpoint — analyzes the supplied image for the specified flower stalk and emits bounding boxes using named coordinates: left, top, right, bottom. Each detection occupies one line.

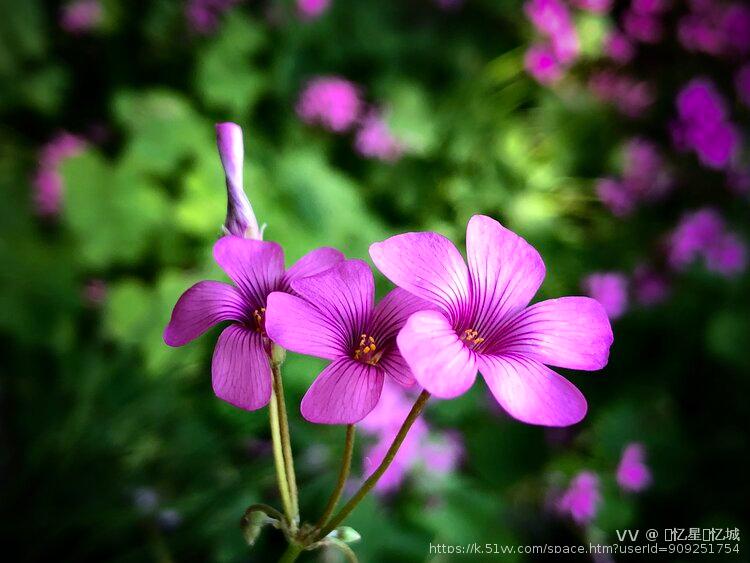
left=271, top=353, right=299, bottom=528
left=315, top=390, right=431, bottom=540
left=313, top=424, right=355, bottom=534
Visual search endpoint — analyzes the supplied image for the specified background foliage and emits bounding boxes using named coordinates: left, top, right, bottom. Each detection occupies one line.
left=1, top=0, right=748, bottom=561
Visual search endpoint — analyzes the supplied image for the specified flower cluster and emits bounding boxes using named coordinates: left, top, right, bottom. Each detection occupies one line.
left=596, top=137, right=672, bottom=216
left=557, top=442, right=652, bottom=525
left=32, top=132, right=87, bottom=217
left=296, top=76, right=405, bottom=162
left=524, top=0, right=579, bottom=84
left=668, top=208, right=746, bottom=277
left=678, top=1, right=750, bottom=57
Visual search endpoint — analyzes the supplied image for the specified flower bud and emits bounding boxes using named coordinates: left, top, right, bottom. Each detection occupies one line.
left=216, top=122, right=261, bottom=240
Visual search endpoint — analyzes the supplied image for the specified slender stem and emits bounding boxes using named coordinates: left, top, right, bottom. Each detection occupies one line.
left=278, top=541, right=303, bottom=563
left=272, top=360, right=299, bottom=526
left=242, top=503, right=285, bottom=523
left=313, top=424, right=355, bottom=532
left=269, top=385, right=294, bottom=524
left=316, top=390, right=431, bottom=540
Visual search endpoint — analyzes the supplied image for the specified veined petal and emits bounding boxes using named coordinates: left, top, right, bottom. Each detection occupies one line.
left=284, top=246, right=345, bottom=287
left=265, top=292, right=348, bottom=359
left=212, top=325, right=272, bottom=411
left=301, top=358, right=384, bottom=424
left=378, top=351, right=416, bottom=387
left=370, top=231, right=470, bottom=320
left=370, top=288, right=435, bottom=344
left=164, top=281, right=246, bottom=347
left=478, top=354, right=587, bottom=427
left=397, top=310, right=478, bottom=399
left=466, top=215, right=546, bottom=334
left=213, top=236, right=284, bottom=306
left=498, top=297, right=613, bottom=370
left=290, top=259, right=374, bottom=346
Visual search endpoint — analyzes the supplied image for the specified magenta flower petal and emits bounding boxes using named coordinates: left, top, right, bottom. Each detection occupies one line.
left=213, top=236, right=284, bottom=305
left=164, top=281, right=247, bottom=346
left=212, top=325, right=272, bottom=410
left=500, top=297, right=613, bottom=371
left=397, top=310, right=478, bottom=398
left=478, top=355, right=587, bottom=426
left=378, top=351, right=416, bottom=387
left=284, top=246, right=345, bottom=286
left=466, top=215, right=545, bottom=324
left=301, top=358, right=384, bottom=424
left=265, top=292, right=348, bottom=360
left=290, top=259, right=374, bottom=339
left=370, top=232, right=470, bottom=317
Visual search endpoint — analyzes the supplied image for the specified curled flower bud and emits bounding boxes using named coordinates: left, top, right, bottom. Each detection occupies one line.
left=216, top=122, right=261, bottom=240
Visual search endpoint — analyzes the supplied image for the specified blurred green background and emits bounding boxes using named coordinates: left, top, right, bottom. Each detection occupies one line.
left=1, top=0, right=748, bottom=561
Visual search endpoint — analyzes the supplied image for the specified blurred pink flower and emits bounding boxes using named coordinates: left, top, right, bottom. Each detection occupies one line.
left=354, top=112, right=404, bottom=162
left=623, top=10, right=663, bottom=43
left=604, top=30, right=636, bottom=64
left=525, top=44, right=564, bottom=84
left=558, top=471, right=601, bottom=525
left=596, top=178, right=636, bottom=217
left=83, top=279, right=108, bottom=306
left=705, top=233, right=747, bottom=276
left=524, top=0, right=579, bottom=77
left=589, top=71, right=654, bottom=117
left=296, top=0, right=330, bottom=20
left=582, top=272, right=628, bottom=320
left=421, top=430, right=464, bottom=475
left=632, top=265, right=670, bottom=306
left=616, top=443, right=652, bottom=492
left=186, top=0, right=240, bottom=34
left=296, top=76, right=362, bottom=132
left=570, top=0, right=612, bottom=13
left=60, top=0, right=102, bottom=34
left=32, top=132, right=86, bottom=217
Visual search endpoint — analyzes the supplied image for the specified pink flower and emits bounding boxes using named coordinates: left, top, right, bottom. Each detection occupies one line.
left=525, top=44, right=564, bottom=84
left=604, top=30, right=636, bottom=64
left=524, top=0, right=579, bottom=67
left=365, top=418, right=428, bottom=493
left=596, top=178, right=636, bottom=217
left=296, top=0, right=330, bottom=20
left=705, top=233, right=747, bottom=276
left=589, top=71, right=654, bottom=117
left=32, top=132, right=86, bottom=217
left=296, top=77, right=362, bottom=133
left=354, top=113, right=404, bottom=162
left=265, top=260, right=433, bottom=423
left=165, top=125, right=344, bottom=410
left=558, top=471, right=601, bottom=525
left=623, top=9, right=663, bottom=44
left=370, top=215, right=613, bottom=427
left=60, top=0, right=102, bottom=34
left=569, top=0, right=612, bottom=13
left=632, top=265, right=670, bottom=306
left=616, top=443, right=652, bottom=492
left=582, top=272, right=628, bottom=320
left=421, top=430, right=464, bottom=475
left=186, top=0, right=240, bottom=35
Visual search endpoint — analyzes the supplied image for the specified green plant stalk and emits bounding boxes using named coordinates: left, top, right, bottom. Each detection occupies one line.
left=272, top=361, right=300, bottom=526
left=313, top=424, right=355, bottom=533
left=278, top=541, right=304, bottom=563
left=316, top=390, right=431, bottom=540
left=269, top=384, right=294, bottom=526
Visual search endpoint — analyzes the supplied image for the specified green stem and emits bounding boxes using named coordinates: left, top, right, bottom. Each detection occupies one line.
left=316, top=390, right=431, bottom=540
left=313, top=424, right=355, bottom=533
left=269, top=384, right=294, bottom=525
left=272, top=359, right=299, bottom=527
left=278, top=541, right=303, bottom=563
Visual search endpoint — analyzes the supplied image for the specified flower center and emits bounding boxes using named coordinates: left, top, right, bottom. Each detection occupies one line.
left=459, top=328, right=484, bottom=349
left=353, top=333, right=382, bottom=365
left=252, top=307, right=266, bottom=334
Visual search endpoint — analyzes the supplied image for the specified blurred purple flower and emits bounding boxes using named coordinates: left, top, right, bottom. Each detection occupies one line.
left=722, top=4, right=750, bottom=55
left=354, top=112, right=404, bottom=162
left=265, top=260, right=432, bottom=424
left=616, top=443, right=652, bottom=492
left=622, top=138, right=672, bottom=201
left=60, top=0, right=102, bottom=34
left=623, top=10, right=663, bottom=44
left=421, top=430, right=464, bottom=475
left=604, top=30, right=636, bottom=64
left=704, top=233, right=747, bottom=276
left=371, top=215, right=613, bottom=427
left=596, top=178, right=636, bottom=217
left=32, top=132, right=86, bottom=217
left=589, top=71, right=654, bottom=117
left=632, top=265, right=670, bottom=306
left=558, top=471, right=601, bottom=525
left=674, top=79, right=739, bottom=169
left=186, top=0, right=240, bottom=34
left=434, top=0, right=464, bottom=10
left=157, top=509, right=183, bottom=531
left=524, top=0, right=579, bottom=75
left=296, top=76, right=362, bottom=132
left=735, top=64, right=750, bottom=107
left=630, top=0, right=670, bottom=14
left=296, top=0, right=330, bottom=20
left=678, top=2, right=750, bottom=56
left=83, top=278, right=108, bottom=307
left=582, top=272, right=628, bottom=320
left=525, top=44, right=564, bottom=85
left=570, top=0, right=612, bottom=13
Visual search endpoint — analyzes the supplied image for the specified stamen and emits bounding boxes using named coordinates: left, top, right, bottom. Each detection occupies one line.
left=460, top=327, right=485, bottom=348
left=353, top=333, right=381, bottom=365
left=252, top=307, right=266, bottom=334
